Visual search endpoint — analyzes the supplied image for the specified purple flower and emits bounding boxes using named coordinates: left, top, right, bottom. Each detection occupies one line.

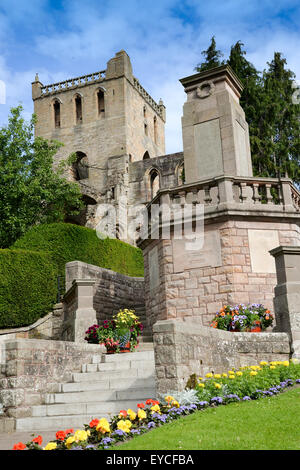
left=113, top=429, right=126, bottom=437
left=211, top=396, right=223, bottom=404
left=243, top=396, right=251, bottom=401
left=147, top=422, right=156, bottom=429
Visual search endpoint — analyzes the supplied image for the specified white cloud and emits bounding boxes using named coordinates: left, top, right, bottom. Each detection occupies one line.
left=0, top=0, right=299, bottom=153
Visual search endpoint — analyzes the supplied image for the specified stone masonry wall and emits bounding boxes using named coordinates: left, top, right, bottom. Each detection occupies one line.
left=65, top=261, right=146, bottom=325
left=153, top=319, right=291, bottom=394
left=143, top=219, right=300, bottom=330
left=0, top=338, right=101, bottom=421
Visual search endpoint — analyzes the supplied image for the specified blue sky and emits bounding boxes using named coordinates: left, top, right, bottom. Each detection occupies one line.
left=0, top=0, right=299, bottom=153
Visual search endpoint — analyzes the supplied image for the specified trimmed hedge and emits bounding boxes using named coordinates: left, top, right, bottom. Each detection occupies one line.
left=12, top=223, right=145, bottom=278
left=0, top=249, right=57, bottom=328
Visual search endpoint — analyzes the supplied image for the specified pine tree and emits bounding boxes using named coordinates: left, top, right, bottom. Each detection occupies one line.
left=195, top=36, right=224, bottom=72
left=253, top=52, right=300, bottom=182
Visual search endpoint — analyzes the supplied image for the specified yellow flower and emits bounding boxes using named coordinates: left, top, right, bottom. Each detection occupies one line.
left=151, top=404, right=161, bottom=414
left=65, top=436, right=76, bottom=449
left=96, top=418, right=111, bottom=434
left=250, top=371, right=257, bottom=376
left=260, top=361, right=268, bottom=366
left=43, top=442, right=57, bottom=451
left=198, top=382, right=205, bottom=388
left=236, top=371, right=243, bottom=376
left=74, top=430, right=89, bottom=442
left=228, top=371, right=235, bottom=375
left=229, top=375, right=235, bottom=380
left=214, top=374, right=221, bottom=379
left=250, top=365, right=258, bottom=370
left=214, top=383, right=222, bottom=389
left=222, top=373, right=228, bottom=378
left=198, top=377, right=203, bottom=381
left=270, top=365, right=276, bottom=370
left=127, top=409, right=137, bottom=421
left=171, top=400, right=180, bottom=408
left=138, top=409, right=147, bottom=420
left=117, top=420, right=131, bottom=433
left=283, top=361, right=289, bottom=367
left=165, top=395, right=175, bottom=403
left=205, top=373, right=213, bottom=378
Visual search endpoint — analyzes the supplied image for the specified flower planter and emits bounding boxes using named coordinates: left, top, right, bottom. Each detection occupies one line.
left=120, top=341, right=131, bottom=353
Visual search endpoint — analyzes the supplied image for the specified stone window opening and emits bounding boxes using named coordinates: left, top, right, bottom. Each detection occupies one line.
left=53, top=100, right=61, bottom=128
left=75, top=95, right=82, bottom=124
left=97, top=89, right=105, bottom=116
left=154, top=116, right=158, bottom=144
left=144, top=122, right=148, bottom=136
left=143, top=151, right=150, bottom=160
left=143, top=105, right=147, bottom=118
left=72, top=151, right=89, bottom=181
left=150, top=170, right=160, bottom=199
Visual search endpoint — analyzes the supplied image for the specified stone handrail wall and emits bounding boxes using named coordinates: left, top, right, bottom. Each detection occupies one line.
left=40, top=70, right=106, bottom=96
left=0, top=338, right=102, bottom=422
left=153, top=319, right=291, bottom=394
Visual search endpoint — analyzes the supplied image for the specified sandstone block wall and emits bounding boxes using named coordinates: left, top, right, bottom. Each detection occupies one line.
left=143, top=219, right=300, bottom=329
left=153, top=319, right=291, bottom=394
left=65, top=261, right=146, bottom=325
left=0, top=338, right=101, bottom=419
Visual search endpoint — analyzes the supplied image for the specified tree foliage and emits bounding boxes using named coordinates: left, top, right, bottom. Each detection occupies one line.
left=0, top=105, right=84, bottom=247
left=196, top=38, right=300, bottom=184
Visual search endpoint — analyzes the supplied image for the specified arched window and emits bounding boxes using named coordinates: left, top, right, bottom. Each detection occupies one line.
left=75, top=95, right=82, bottom=124
left=97, top=89, right=105, bottom=116
left=143, top=151, right=150, bottom=160
left=153, top=116, right=158, bottom=144
left=144, top=122, right=148, bottom=136
left=150, top=170, right=160, bottom=199
left=143, top=105, right=147, bottom=118
left=72, top=152, right=88, bottom=180
left=53, top=100, right=60, bottom=128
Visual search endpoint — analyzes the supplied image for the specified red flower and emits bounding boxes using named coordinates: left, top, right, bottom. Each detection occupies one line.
left=119, top=410, right=127, bottom=417
left=65, top=428, right=74, bottom=435
left=145, top=399, right=153, bottom=405
left=13, top=442, right=26, bottom=450
left=89, top=419, right=100, bottom=428
left=137, top=403, right=145, bottom=408
left=32, top=435, right=43, bottom=446
left=56, top=430, right=67, bottom=441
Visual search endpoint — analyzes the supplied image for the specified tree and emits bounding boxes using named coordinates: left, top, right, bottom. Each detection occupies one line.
left=251, top=52, right=300, bottom=181
left=0, top=105, right=84, bottom=248
left=195, top=36, right=224, bottom=72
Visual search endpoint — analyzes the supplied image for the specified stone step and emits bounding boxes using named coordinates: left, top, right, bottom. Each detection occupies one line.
left=45, top=386, right=155, bottom=405
left=60, top=376, right=155, bottom=393
left=102, top=349, right=154, bottom=363
left=72, top=368, right=155, bottom=383
left=82, top=359, right=154, bottom=373
left=32, top=398, right=157, bottom=419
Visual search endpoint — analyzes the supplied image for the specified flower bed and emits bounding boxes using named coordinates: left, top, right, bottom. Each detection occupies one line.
left=84, top=309, right=143, bottom=353
left=13, top=359, right=300, bottom=451
left=210, top=303, right=274, bottom=332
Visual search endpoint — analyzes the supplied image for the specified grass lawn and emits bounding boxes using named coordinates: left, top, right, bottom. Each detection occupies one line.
left=111, top=387, right=300, bottom=450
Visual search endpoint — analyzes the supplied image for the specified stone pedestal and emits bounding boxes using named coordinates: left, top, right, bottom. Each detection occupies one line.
left=62, top=279, right=97, bottom=342
left=180, top=65, right=252, bottom=184
left=270, top=246, right=300, bottom=359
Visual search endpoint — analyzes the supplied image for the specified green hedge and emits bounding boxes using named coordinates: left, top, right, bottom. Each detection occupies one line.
left=12, top=223, right=144, bottom=278
left=0, top=249, right=57, bottom=328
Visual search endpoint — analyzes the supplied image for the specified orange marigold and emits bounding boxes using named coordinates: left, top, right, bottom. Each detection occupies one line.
left=32, top=435, right=43, bottom=446
left=13, top=442, right=26, bottom=450
left=89, top=419, right=100, bottom=428
left=56, top=430, right=67, bottom=441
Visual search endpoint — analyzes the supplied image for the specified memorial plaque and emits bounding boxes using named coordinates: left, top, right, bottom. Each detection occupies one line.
left=172, top=230, right=222, bottom=273
left=248, top=229, right=279, bottom=273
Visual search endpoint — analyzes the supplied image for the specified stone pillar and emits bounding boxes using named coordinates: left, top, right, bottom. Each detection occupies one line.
left=270, top=246, right=300, bottom=359
left=31, top=73, right=43, bottom=100
left=62, top=279, right=97, bottom=343
left=180, top=65, right=253, bottom=184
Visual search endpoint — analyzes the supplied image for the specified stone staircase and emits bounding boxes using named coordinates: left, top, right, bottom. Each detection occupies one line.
left=135, top=305, right=153, bottom=343
left=14, top=344, right=156, bottom=432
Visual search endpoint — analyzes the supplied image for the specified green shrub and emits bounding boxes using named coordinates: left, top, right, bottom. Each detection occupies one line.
left=0, top=249, right=57, bottom=328
left=12, top=223, right=144, bottom=278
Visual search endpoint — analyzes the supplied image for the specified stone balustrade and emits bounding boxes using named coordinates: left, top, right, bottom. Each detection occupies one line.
left=41, top=70, right=106, bottom=96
